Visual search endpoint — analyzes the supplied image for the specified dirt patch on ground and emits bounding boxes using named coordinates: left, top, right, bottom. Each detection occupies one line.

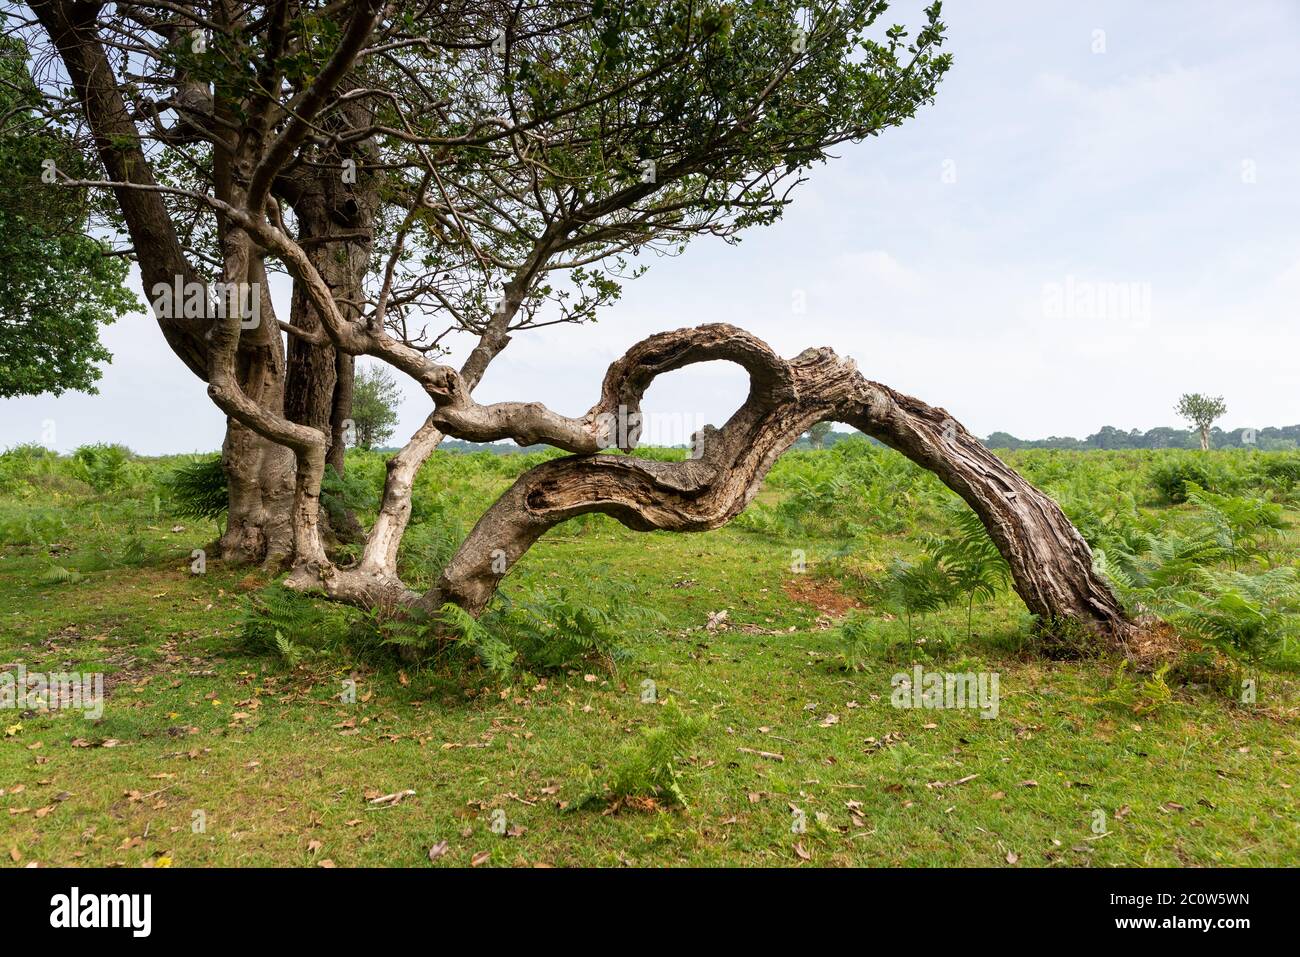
left=781, top=576, right=864, bottom=617
left=1125, top=617, right=1193, bottom=670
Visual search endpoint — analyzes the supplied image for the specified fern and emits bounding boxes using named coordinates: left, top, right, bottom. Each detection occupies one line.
left=240, top=583, right=342, bottom=661
left=40, top=564, right=82, bottom=585
left=435, top=601, right=516, bottom=680
left=273, top=630, right=306, bottom=667
left=571, top=697, right=705, bottom=810
left=875, top=557, right=956, bottom=639
left=495, top=581, right=664, bottom=674
left=320, top=464, right=377, bottom=529
left=69, top=443, right=133, bottom=494
left=1171, top=567, right=1300, bottom=667
left=161, top=454, right=227, bottom=528
left=1094, top=526, right=1229, bottom=614
left=1185, top=483, right=1286, bottom=566
left=923, top=504, right=1010, bottom=636
left=836, top=611, right=903, bottom=670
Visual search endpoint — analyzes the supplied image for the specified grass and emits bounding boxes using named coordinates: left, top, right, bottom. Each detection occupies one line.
left=1, top=444, right=1297, bottom=867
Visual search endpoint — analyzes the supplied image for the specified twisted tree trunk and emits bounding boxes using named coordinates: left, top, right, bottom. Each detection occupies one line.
left=406, top=325, right=1134, bottom=648
left=223, top=116, right=378, bottom=561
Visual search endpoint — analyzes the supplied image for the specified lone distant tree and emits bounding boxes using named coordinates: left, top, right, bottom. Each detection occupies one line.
left=350, top=365, right=402, bottom=451
left=1176, top=394, right=1227, bottom=451
left=806, top=422, right=833, bottom=449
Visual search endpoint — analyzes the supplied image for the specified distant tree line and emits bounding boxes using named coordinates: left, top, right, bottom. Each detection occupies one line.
left=426, top=423, right=1300, bottom=456
left=984, top=424, right=1300, bottom=451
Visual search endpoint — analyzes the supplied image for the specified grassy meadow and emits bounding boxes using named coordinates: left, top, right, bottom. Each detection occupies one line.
left=1, top=440, right=1297, bottom=867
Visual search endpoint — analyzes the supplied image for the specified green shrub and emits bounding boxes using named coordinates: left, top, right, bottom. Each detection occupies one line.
left=492, top=581, right=665, bottom=675
left=873, top=557, right=956, bottom=639
left=320, top=463, right=378, bottom=528
left=161, top=454, right=227, bottom=525
left=1172, top=567, right=1300, bottom=668
left=70, top=443, right=135, bottom=494
left=1184, top=483, right=1286, bottom=566
left=837, top=611, right=903, bottom=670
left=1149, top=457, right=1235, bottom=503
left=922, top=504, right=1010, bottom=636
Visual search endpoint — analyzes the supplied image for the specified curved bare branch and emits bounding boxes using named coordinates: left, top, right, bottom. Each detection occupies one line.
left=285, top=323, right=1133, bottom=648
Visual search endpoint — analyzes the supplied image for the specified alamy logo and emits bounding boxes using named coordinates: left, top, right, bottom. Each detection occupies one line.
left=50, top=887, right=151, bottom=937
left=150, top=277, right=261, bottom=329
left=1, top=665, right=103, bottom=719
left=890, top=665, right=1000, bottom=719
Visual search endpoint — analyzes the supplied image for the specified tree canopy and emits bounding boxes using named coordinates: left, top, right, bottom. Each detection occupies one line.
left=1177, top=393, right=1228, bottom=451
left=0, top=30, right=137, bottom=398
left=350, top=364, right=402, bottom=450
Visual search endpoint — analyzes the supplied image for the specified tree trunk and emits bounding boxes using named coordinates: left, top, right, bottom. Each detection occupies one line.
left=222, top=126, right=377, bottom=561
left=280, top=128, right=377, bottom=545
left=393, top=325, right=1135, bottom=651
left=220, top=420, right=296, bottom=564
left=849, top=383, right=1132, bottom=640
left=1199, top=426, right=1210, bottom=452
left=218, top=265, right=296, bottom=565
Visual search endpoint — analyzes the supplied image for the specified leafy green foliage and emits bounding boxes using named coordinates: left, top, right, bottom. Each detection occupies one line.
left=161, top=454, right=228, bottom=525
left=1098, top=660, right=1176, bottom=716
left=1184, top=483, right=1285, bottom=566
left=737, top=438, right=951, bottom=537
left=0, top=33, right=137, bottom=398
left=1176, top=393, right=1228, bottom=448
left=571, top=697, right=706, bottom=810
left=922, top=504, right=1010, bottom=636
left=805, top=421, right=834, bottom=449
left=39, top=564, right=82, bottom=585
left=1149, top=457, right=1236, bottom=503
left=320, top=464, right=378, bottom=532
left=349, top=364, right=402, bottom=451
left=358, top=602, right=519, bottom=681
left=836, top=611, right=915, bottom=670
left=874, top=557, right=956, bottom=639
left=1172, top=568, right=1300, bottom=668
left=240, top=584, right=349, bottom=665
left=69, top=444, right=136, bottom=494
left=490, top=581, right=665, bottom=675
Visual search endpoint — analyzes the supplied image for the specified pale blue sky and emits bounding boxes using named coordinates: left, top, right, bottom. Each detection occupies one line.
left=5, top=0, right=1298, bottom=454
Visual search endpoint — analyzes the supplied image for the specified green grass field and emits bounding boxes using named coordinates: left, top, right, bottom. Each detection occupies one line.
left=1, top=441, right=1297, bottom=867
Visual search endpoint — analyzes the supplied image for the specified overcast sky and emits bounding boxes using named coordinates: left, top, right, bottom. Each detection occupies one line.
left=5, top=0, right=1298, bottom=454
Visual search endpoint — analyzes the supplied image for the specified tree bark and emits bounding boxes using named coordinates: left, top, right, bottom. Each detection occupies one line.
left=385, top=324, right=1136, bottom=650
left=222, top=117, right=378, bottom=560
left=220, top=420, right=296, bottom=564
